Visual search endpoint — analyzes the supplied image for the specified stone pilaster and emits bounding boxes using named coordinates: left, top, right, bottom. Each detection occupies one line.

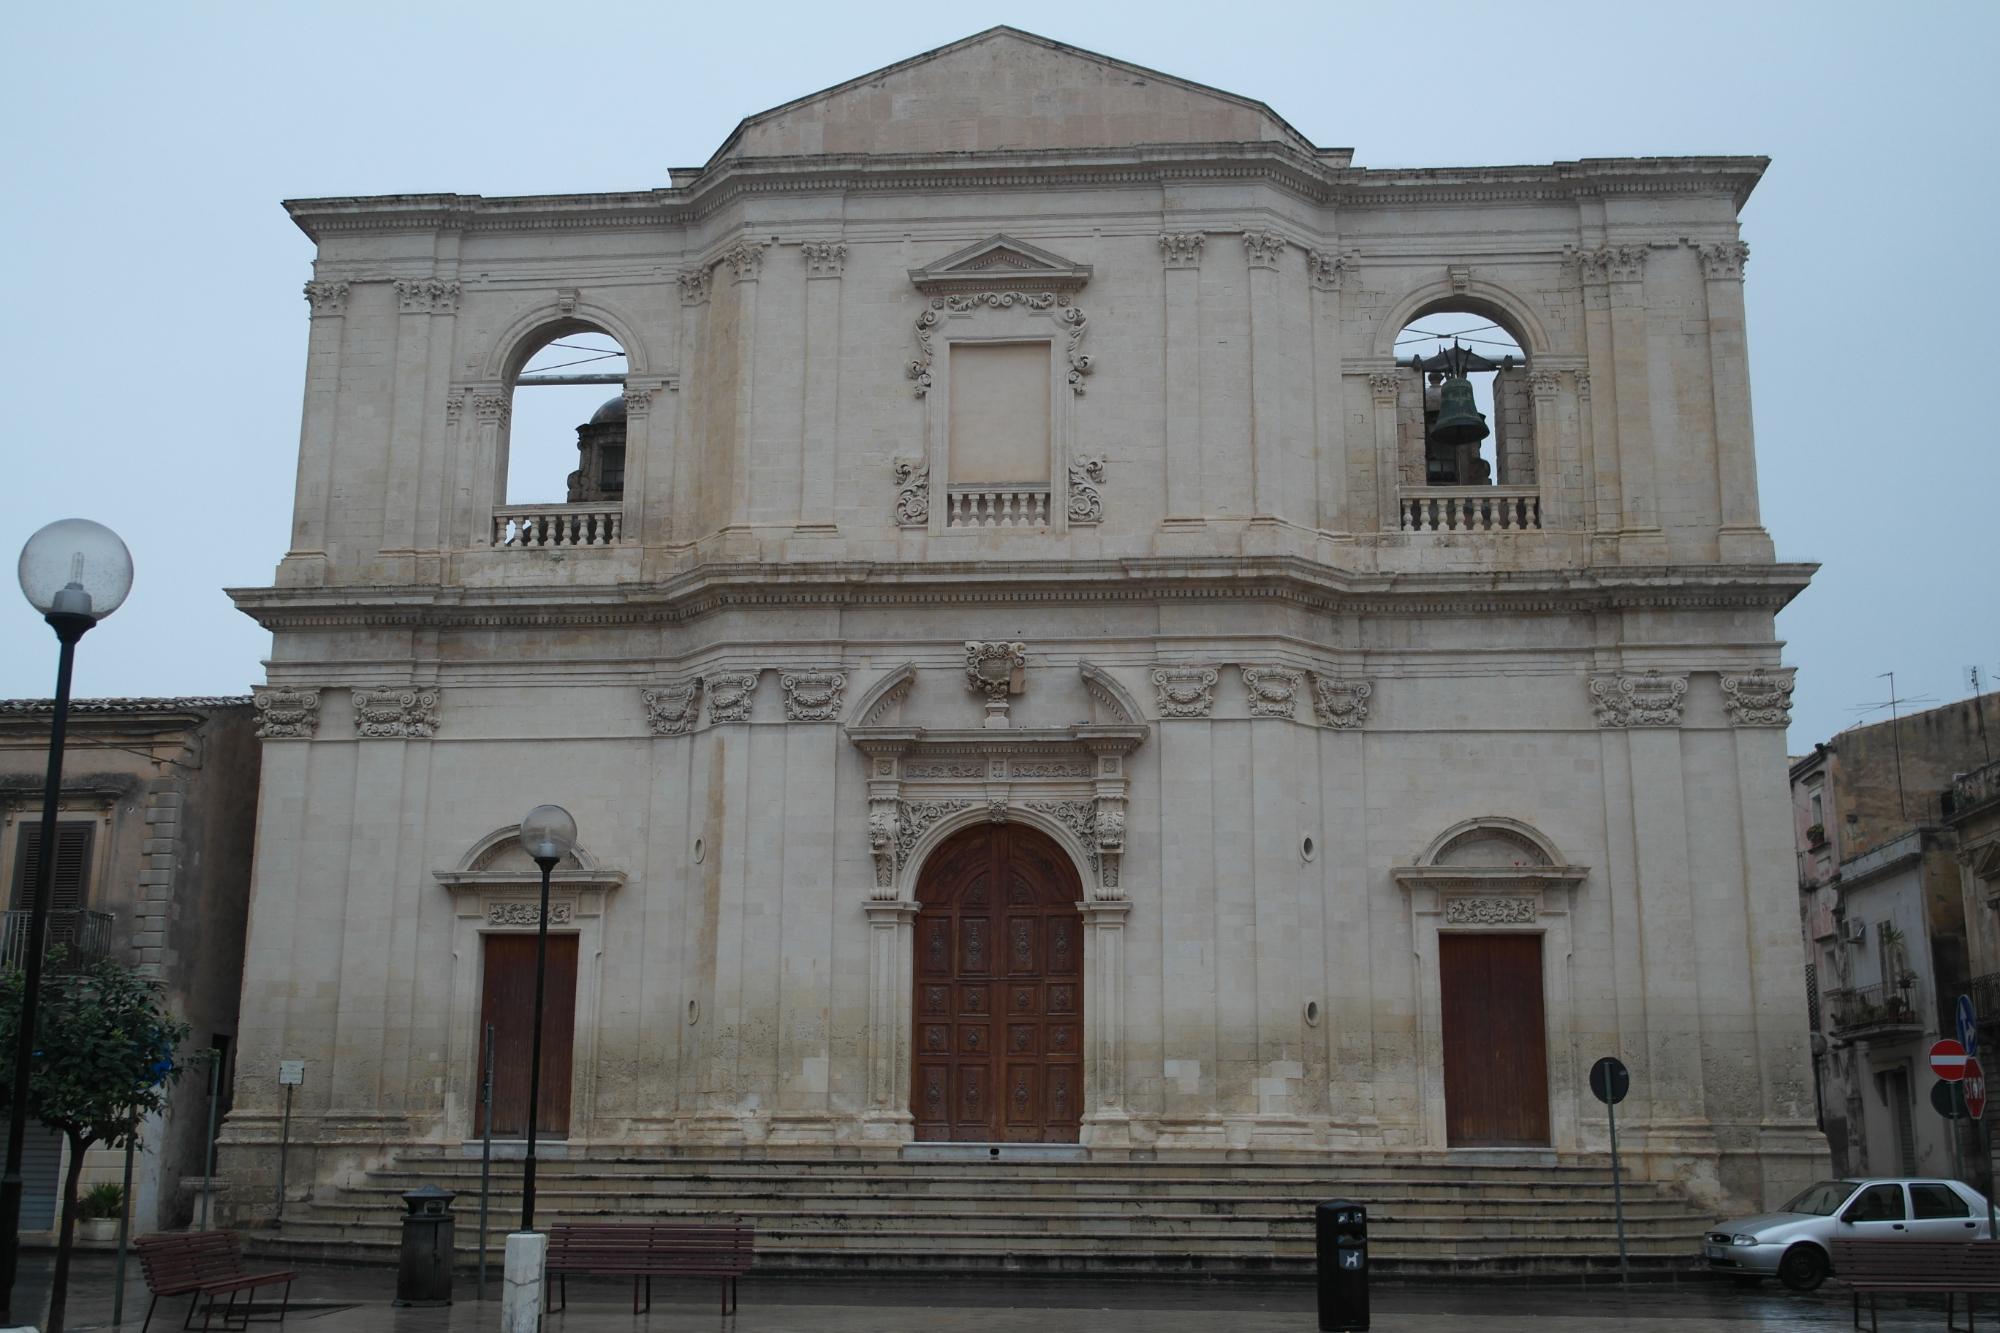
left=1697, top=240, right=1772, bottom=560
left=1160, top=233, right=1204, bottom=524
left=798, top=242, right=846, bottom=534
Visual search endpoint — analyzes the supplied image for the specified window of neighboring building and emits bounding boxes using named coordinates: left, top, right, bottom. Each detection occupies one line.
left=8, top=821, right=93, bottom=913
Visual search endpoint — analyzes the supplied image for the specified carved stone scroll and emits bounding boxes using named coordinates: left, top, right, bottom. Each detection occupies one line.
left=893, top=457, right=930, bottom=526
left=1066, top=456, right=1105, bottom=524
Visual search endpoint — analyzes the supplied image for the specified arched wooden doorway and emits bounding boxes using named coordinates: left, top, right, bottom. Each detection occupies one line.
left=913, top=823, right=1083, bottom=1142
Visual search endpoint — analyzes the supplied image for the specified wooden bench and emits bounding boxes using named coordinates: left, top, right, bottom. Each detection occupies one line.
left=132, top=1231, right=296, bottom=1333
left=1833, top=1238, right=2000, bottom=1331
left=545, top=1221, right=754, bottom=1315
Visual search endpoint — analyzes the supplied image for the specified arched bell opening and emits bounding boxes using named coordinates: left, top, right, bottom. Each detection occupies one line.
left=503, top=323, right=630, bottom=505
left=910, top=823, right=1085, bottom=1143
left=1393, top=307, right=1529, bottom=488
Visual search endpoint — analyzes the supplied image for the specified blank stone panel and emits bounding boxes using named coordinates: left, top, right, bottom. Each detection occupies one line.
left=950, top=342, right=1052, bottom=485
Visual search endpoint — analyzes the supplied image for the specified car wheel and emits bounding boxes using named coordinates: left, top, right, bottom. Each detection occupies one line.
left=1778, top=1244, right=1829, bottom=1292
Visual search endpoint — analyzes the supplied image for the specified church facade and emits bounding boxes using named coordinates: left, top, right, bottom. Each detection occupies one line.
left=222, top=28, right=1822, bottom=1219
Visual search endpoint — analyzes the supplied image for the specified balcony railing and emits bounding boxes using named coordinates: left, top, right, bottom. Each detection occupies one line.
left=1825, top=981, right=1924, bottom=1041
left=0, top=911, right=114, bottom=973
left=492, top=503, right=624, bottom=549
left=1399, top=486, right=1542, bottom=533
left=945, top=486, right=1051, bottom=529
left=1951, top=762, right=2000, bottom=817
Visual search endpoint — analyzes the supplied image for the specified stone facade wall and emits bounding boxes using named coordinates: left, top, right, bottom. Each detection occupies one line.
left=227, top=30, right=1822, bottom=1220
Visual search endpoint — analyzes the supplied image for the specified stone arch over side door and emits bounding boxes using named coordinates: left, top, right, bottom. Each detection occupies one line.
left=1391, top=818, right=1589, bottom=1153
left=911, top=822, right=1085, bottom=1142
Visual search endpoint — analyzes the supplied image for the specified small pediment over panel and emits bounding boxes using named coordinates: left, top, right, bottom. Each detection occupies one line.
left=910, top=235, right=1092, bottom=295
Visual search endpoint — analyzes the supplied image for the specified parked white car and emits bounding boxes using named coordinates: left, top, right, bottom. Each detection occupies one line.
left=1704, top=1177, right=1995, bottom=1291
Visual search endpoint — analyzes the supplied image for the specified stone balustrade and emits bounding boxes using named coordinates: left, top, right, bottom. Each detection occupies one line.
left=492, top=503, right=624, bottom=548
left=945, top=486, right=1051, bottom=529
left=1399, top=486, right=1542, bottom=533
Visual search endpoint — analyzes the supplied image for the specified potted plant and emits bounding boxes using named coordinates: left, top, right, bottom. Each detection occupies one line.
left=75, top=1182, right=122, bottom=1246
left=1807, top=822, right=1828, bottom=848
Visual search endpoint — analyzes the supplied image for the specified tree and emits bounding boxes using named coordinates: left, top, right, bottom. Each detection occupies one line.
left=0, top=956, right=190, bottom=1333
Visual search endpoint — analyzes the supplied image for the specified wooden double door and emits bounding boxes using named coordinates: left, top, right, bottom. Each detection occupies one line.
left=913, top=824, right=1083, bottom=1142
left=1439, top=933, right=1550, bottom=1147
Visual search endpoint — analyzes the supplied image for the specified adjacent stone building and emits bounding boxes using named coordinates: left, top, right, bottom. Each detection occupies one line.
left=1793, top=693, right=2000, bottom=1180
left=220, top=27, right=1822, bottom=1237
left=0, top=697, right=259, bottom=1236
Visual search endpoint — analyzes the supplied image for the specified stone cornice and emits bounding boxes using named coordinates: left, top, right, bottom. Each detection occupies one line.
left=227, top=558, right=1815, bottom=632
left=282, top=152, right=1768, bottom=242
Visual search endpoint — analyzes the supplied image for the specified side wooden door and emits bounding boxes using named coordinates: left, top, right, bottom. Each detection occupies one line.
left=475, top=933, right=578, bottom=1138
left=1439, top=932, right=1550, bottom=1147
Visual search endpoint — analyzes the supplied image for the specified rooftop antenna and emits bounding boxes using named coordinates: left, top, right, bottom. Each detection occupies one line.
left=1971, top=666, right=1993, bottom=769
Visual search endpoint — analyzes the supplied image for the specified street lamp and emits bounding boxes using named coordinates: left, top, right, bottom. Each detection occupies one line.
left=2, top=519, right=134, bottom=1323
left=515, top=803, right=575, bottom=1235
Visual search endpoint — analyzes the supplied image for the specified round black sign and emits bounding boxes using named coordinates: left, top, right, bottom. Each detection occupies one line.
left=1589, top=1056, right=1630, bottom=1105
left=1931, top=1077, right=1970, bottom=1120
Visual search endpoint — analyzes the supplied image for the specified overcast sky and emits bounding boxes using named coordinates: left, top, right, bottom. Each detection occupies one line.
left=2, top=1, right=1993, bottom=750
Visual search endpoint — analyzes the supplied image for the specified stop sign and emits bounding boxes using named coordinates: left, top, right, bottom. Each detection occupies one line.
left=1933, top=1039, right=1970, bottom=1082
left=1966, top=1058, right=1988, bottom=1120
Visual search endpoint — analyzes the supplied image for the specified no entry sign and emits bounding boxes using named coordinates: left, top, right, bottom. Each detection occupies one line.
left=1932, top=1039, right=1970, bottom=1082
left=1966, top=1059, right=1988, bottom=1121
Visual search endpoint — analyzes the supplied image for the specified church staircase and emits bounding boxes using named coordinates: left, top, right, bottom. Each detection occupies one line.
left=247, top=1149, right=1714, bottom=1278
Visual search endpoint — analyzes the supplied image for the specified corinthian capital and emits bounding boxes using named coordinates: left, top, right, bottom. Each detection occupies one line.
left=303, top=281, right=350, bottom=315
left=1697, top=240, right=1751, bottom=281
left=1159, top=233, right=1205, bottom=269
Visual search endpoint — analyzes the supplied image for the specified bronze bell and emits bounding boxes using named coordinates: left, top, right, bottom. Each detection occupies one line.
left=1429, top=374, right=1490, bottom=447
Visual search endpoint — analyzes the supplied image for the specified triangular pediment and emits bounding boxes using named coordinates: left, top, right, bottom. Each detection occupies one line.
left=910, top=234, right=1092, bottom=294
left=705, top=27, right=1318, bottom=165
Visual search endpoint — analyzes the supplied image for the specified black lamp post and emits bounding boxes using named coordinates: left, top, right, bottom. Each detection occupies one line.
left=515, top=804, right=576, bottom=1234
left=1, top=518, right=134, bottom=1323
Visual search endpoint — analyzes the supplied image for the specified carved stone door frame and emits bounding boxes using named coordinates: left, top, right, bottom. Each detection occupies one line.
left=435, top=829, right=625, bottom=1144
left=1391, top=820, right=1588, bottom=1154
left=848, top=663, right=1144, bottom=1149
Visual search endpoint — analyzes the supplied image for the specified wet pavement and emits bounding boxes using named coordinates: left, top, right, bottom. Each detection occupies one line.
left=9, top=1252, right=1986, bottom=1331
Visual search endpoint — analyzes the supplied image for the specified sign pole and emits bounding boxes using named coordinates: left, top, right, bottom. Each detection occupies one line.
left=478, top=1023, right=494, bottom=1302
left=1608, top=1092, right=1628, bottom=1282
left=275, top=1084, right=293, bottom=1221
left=1589, top=1056, right=1632, bottom=1284
left=110, top=1134, right=135, bottom=1325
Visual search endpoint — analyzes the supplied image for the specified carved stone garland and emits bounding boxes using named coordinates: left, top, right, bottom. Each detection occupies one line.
left=705, top=672, right=758, bottom=724
left=1720, top=669, right=1794, bottom=727
left=353, top=686, right=438, bottom=739
left=254, top=686, right=320, bottom=739
left=642, top=680, right=702, bottom=736
left=1589, top=671, right=1688, bottom=728
left=1152, top=667, right=1219, bottom=719
left=782, top=670, right=847, bottom=722
left=1242, top=667, right=1303, bottom=719
left=1311, top=675, right=1373, bottom=729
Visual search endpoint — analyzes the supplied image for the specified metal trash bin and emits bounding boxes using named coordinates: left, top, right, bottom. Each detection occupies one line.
left=395, top=1184, right=456, bottom=1307
left=1315, top=1198, right=1368, bottom=1331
